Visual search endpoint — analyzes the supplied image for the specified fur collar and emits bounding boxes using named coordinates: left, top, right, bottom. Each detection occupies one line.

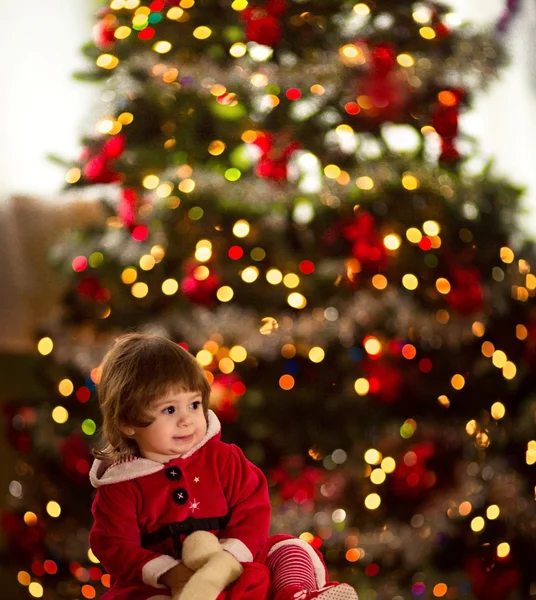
left=89, top=410, right=221, bottom=488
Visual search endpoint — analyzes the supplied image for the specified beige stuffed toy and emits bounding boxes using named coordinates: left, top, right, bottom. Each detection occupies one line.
left=168, top=531, right=244, bottom=600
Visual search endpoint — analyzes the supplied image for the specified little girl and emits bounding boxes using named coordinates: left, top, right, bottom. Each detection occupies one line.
left=89, top=333, right=358, bottom=600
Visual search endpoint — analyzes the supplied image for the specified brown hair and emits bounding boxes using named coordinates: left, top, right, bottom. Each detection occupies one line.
left=93, top=333, right=211, bottom=461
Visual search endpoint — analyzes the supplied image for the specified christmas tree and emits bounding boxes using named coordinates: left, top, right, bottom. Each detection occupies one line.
left=3, top=1, right=536, bottom=599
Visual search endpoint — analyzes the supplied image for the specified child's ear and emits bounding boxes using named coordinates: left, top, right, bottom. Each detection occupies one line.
left=120, top=423, right=136, bottom=437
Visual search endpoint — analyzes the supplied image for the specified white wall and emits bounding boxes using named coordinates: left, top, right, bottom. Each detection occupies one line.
left=0, top=0, right=96, bottom=200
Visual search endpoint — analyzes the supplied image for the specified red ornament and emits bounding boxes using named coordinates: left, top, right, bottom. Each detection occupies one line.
left=356, top=42, right=411, bottom=122
left=466, top=555, right=520, bottom=600
left=60, top=432, right=92, bottom=484
left=241, top=0, right=287, bottom=47
left=210, top=373, right=244, bottom=422
left=82, top=134, right=125, bottom=183
left=253, top=131, right=300, bottom=182
left=270, top=456, right=324, bottom=504
left=342, top=211, right=387, bottom=271
left=180, top=261, right=220, bottom=305
left=445, top=265, right=484, bottom=315
left=392, top=442, right=436, bottom=498
left=77, top=275, right=103, bottom=299
left=92, top=12, right=117, bottom=49
left=431, top=88, right=465, bottom=163
left=118, top=188, right=138, bottom=228
left=361, top=360, right=402, bottom=403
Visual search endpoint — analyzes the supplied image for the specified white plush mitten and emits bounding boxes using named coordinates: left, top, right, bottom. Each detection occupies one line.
left=175, top=531, right=243, bottom=600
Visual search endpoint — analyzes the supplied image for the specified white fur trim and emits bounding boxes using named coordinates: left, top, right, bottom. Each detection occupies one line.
left=267, top=539, right=327, bottom=588
left=219, top=538, right=253, bottom=563
left=142, top=554, right=180, bottom=588
left=180, top=410, right=220, bottom=459
left=89, top=411, right=222, bottom=487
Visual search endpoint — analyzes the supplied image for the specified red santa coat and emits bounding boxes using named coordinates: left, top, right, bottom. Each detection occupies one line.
left=90, top=411, right=328, bottom=600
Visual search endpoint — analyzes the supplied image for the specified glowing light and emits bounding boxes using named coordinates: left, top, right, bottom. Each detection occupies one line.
left=142, top=174, right=159, bottom=189
left=423, top=220, right=440, bottom=236
left=153, top=41, right=172, bottom=53
left=233, top=220, right=250, bottom=238
left=139, top=255, right=156, bottom=271
left=65, top=167, right=81, bottom=183
left=497, top=542, right=510, bottom=558
left=230, top=42, right=247, bottom=57
left=88, top=549, right=100, bottom=564
left=195, top=247, right=212, bottom=262
left=364, top=449, right=382, bottom=465
left=52, top=406, right=69, bottom=424
left=487, top=505, right=500, bottom=520
left=433, top=583, right=448, bottom=597
left=82, top=419, right=97, bottom=435
left=241, top=266, right=259, bottom=283
left=419, top=26, right=436, bottom=39
left=309, top=347, right=325, bottom=363
left=279, top=374, right=295, bottom=390
left=471, top=516, right=485, bottom=532
left=383, top=234, right=401, bottom=250
left=402, top=274, right=419, bottom=290
left=229, top=346, right=247, bottom=362
left=370, top=468, right=386, bottom=484
left=372, top=274, right=387, bottom=290
left=364, top=493, right=381, bottom=510
left=196, top=350, right=213, bottom=366
left=364, top=336, right=381, bottom=356
left=266, top=269, right=283, bottom=284
left=472, top=321, right=485, bottom=337
left=288, top=293, right=307, bottom=309
left=459, top=501, right=472, bottom=516
left=28, top=582, right=44, bottom=598
left=503, top=361, right=517, bottom=379
left=397, top=53, right=415, bottom=67
left=406, top=228, right=422, bottom=243
left=192, top=26, right=212, bottom=40
left=260, top=317, right=279, bottom=335
left=179, top=179, right=196, bottom=193
left=208, top=140, right=226, bottom=155
left=18, top=571, right=31, bottom=586
left=438, top=395, right=450, bottom=407
left=283, top=273, right=300, bottom=289
left=402, top=173, right=419, bottom=190
left=482, top=341, right=495, bottom=357
left=354, top=378, right=369, bottom=396
left=492, top=350, right=507, bottom=368
left=436, top=278, right=451, bottom=294
left=500, top=247, right=514, bottom=263
left=491, top=402, right=506, bottom=420
left=346, top=548, right=361, bottom=562
left=356, top=176, right=374, bottom=190
left=37, top=337, right=53, bottom=356
left=96, top=54, right=119, bottom=69
left=122, top=267, right=137, bottom=284
left=58, top=379, right=74, bottom=396
left=131, top=282, right=149, bottom=298
left=324, top=164, right=341, bottom=179
left=217, top=286, right=234, bottom=302
left=24, top=512, right=38, bottom=526
left=353, top=3, right=370, bottom=15
left=46, top=501, right=61, bottom=518
left=402, top=344, right=416, bottom=359
left=451, top=374, right=465, bottom=390
left=381, top=457, right=396, bottom=473
left=162, top=279, right=179, bottom=295
left=219, top=357, right=235, bottom=374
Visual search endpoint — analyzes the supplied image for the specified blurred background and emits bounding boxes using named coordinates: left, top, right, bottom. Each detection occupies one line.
left=1, top=0, right=536, bottom=598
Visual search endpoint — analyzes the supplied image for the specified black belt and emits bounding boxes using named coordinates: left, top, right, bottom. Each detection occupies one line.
left=141, top=514, right=230, bottom=549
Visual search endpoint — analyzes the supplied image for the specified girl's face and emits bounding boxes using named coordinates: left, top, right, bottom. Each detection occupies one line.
left=126, top=389, right=207, bottom=463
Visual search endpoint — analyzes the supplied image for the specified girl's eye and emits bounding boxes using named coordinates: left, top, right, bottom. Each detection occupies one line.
left=162, top=406, right=175, bottom=415
left=190, top=401, right=201, bottom=410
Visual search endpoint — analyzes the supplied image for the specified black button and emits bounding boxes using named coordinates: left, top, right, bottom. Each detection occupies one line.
left=172, top=488, right=188, bottom=505
left=165, top=466, right=182, bottom=481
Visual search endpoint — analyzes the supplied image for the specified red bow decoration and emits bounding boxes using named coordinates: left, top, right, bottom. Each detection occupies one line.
left=253, top=131, right=300, bottom=182
left=431, top=88, right=465, bottom=163
left=82, top=134, right=125, bottom=184
left=342, top=211, right=387, bottom=271
left=240, top=0, right=287, bottom=47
